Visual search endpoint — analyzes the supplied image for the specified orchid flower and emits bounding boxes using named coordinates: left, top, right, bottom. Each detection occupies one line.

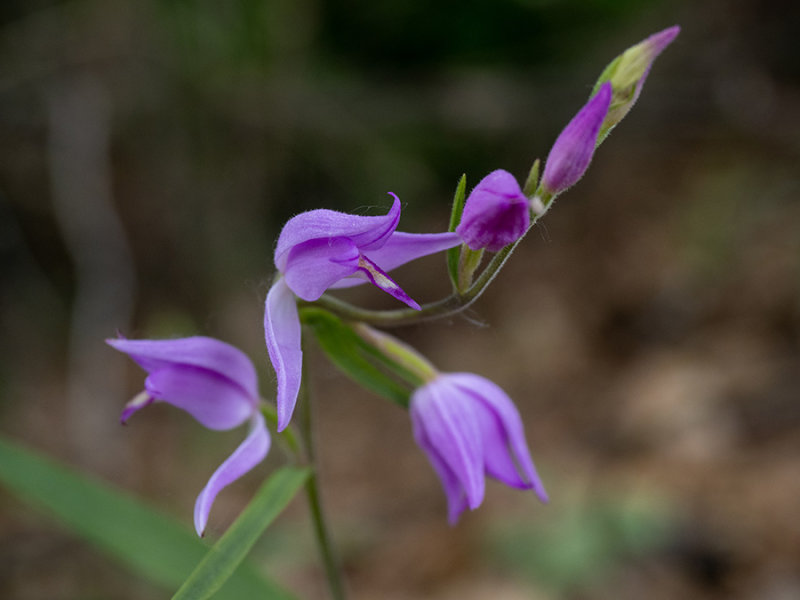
left=410, top=372, right=547, bottom=524
left=107, top=336, right=269, bottom=536
left=265, top=194, right=462, bottom=431
left=456, top=169, right=530, bottom=252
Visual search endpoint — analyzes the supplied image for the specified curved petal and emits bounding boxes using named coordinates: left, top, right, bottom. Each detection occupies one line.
left=193, top=412, right=270, bottom=536
left=283, top=237, right=360, bottom=301
left=331, top=231, right=462, bottom=289
left=120, top=391, right=155, bottom=424
left=411, top=408, right=469, bottom=524
left=106, top=336, right=258, bottom=400
left=264, top=278, right=302, bottom=431
left=144, top=366, right=254, bottom=430
left=450, top=373, right=548, bottom=503
left=354, top=254, right=420, bottom=310
left=274, top=194, right=401, bottom=270
left=410, top=379, right=485, bottom=510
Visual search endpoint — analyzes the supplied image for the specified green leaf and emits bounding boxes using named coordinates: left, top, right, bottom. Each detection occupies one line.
left=173, top=467, right=310, bottom=600
left=300, top=307, right=414, bottom=407
left=591, top=54, right=622, bottom=96
left=446, top=174, right=467, bottom=290
left=522, top=158, right=541, bottom=198
left=0, top=434, right=297, bottom=600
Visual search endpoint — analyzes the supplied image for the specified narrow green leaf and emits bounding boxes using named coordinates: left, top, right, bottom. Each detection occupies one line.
left=300, top=307, right=414, bottom=407
left=0, top=435, right=296, bottom=599
left=173, top=467, right=310, bottom=600
left=522, top=158, right=541, bottom=198
left=446, top=174, right=467, bottom=290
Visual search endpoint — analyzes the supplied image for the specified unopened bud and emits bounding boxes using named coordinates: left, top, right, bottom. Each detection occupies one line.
left=593, top=25, right=680, bottom=142
left=456, top=169, right=530, bottom=252
left=540, top=83, right=612, bottom=197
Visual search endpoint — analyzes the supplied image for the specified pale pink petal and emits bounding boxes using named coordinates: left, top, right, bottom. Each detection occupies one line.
left=283, top=237, right=360, bottom=301
left=450, top=373, right=548, bottom=502
left=107, top=336, right=258, bottom=400
left=274, top=194, right=401, bottom=270
left=331, top=231, right=462, bottom=289
left=411, top=379, right=485, bottom=510
left=412, top=410, right=470, bottom=524
left=193, top=412, right=270, bottom=536
left=144, top=366, right=254, bottom=430
left=264, top=278, right=302, bottom=431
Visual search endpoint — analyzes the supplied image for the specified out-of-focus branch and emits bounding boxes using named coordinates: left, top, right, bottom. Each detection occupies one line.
left=46, top=74, right=135, bottom=473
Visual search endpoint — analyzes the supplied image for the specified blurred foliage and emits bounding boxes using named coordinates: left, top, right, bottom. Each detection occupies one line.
left=486, top=492, right=675, bottom=594
left=0, top=435, right=296, bottom=599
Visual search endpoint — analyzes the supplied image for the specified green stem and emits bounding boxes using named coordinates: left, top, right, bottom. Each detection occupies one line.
left=353, top=323, right=438, bottom=384
left=298, top=346, right=347, bottom=600
left=306, top=236, right=521, bottom=328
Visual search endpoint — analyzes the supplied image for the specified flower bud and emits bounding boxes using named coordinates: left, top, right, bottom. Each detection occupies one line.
left=594, top=25, right=680, bottom=142
left=540, top=83, right=612, bottom=197
left=455, top=169, right=530, bottom=252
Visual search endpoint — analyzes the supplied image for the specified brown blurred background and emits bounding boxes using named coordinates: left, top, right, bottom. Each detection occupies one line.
left=1, top=0, right=799, bottom=598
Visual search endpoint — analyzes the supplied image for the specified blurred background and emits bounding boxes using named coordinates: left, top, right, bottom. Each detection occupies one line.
left=1, top=0, right=799, bottom=598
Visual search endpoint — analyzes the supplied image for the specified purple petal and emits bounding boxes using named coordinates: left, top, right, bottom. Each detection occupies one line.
left=410, top=378, right=485, bottom=510
left=264, top=278, right=302, bottom=431
left=144, top=365, right=254, bottom=430
left=627, top=26, right=681, bottom=108
left=283, top=237, right=360, bottom=301
left=193, top=412, right=270, bottom=536
left=541, top=83, right=612, bottom=195
left=456, top=170, right=530, bottom=252
left=354, top=253, right=420, bottom=310
left=120, top=391, right=155, bottom=424
left=274, top=194, right=401, bottom=271
left=450, top=373, right=548, bottom=503
left=106, top=336, right=259, bottom=400
left=411, top=409, right=470, bottom=524
left=645, top=25, right=680, bottom=56
left=331, top=231, right=462, bottom=289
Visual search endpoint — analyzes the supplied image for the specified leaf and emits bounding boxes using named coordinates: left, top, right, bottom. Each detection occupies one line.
left=591, top=54, right=622, bottom=97
left=446, top=174, right=467, bottom=290
left=522, top=158, right=541, bottom=198
left=0, top=434, right=297, bottom=600
left=173, top=467, right=310, bottom=600
left=300, top=307, right=414, bottom=407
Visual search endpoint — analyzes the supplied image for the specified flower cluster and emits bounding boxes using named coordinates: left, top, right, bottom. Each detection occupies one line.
left=109, top=26, right=678, bottom=533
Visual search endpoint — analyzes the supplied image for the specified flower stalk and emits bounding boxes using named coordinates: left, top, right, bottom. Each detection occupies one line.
left=298, top=341, right=348, bottom=600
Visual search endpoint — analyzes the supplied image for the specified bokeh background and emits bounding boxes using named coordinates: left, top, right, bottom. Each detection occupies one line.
left=1, top=0, right=799, bottom=598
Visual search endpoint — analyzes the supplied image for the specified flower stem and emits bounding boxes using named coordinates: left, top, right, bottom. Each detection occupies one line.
left=298, top=345, right=348, bottom=600
left=307, top=234, right=522, bottom=328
